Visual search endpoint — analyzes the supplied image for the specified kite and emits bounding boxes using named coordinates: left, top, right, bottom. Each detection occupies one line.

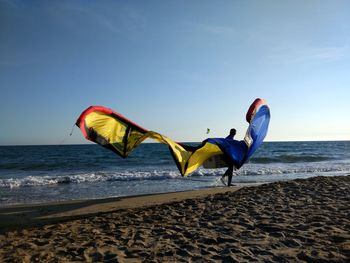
left=76, top=98, right=270, bottom=176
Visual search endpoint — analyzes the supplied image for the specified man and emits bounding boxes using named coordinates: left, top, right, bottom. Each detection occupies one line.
left=221, top=128, right=237, bottom=186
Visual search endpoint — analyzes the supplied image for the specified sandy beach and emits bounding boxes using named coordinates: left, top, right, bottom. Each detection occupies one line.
left=0, top=175, right=349, bottom=262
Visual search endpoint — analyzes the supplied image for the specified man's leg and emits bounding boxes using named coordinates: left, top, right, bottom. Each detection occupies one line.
left=227, top=174, right=233, bottom=186
left=223, top=166, right=233, bottom=186
left=228, top=167, right=238, bottom=186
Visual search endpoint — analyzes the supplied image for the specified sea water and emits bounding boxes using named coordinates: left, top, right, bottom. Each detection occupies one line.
left=0, top=141, right=349, bottom=205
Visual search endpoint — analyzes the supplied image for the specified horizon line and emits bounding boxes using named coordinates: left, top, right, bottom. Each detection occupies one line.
left=1, top=139, right=350, bottom=147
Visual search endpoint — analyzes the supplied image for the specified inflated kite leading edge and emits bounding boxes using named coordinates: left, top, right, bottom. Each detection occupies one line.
left=76, top=98, right=270, bottom=176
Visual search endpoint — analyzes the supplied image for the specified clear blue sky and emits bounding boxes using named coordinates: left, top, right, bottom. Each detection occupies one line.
left=1, top=0, right=349, bottom=145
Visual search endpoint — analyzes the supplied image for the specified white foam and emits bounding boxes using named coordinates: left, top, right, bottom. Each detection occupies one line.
left=0, top=170, right=181, bottom=188
left=1, top=162, right=350, bottom=188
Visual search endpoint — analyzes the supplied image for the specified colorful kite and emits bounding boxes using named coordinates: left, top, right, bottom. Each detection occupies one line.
left=76, top=98, right=270, bottom=176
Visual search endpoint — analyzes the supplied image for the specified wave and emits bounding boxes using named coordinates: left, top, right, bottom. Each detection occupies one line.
left=0, top=155, right=335, bottom=174
left=200, top=165, right=350, bottom=176
left=0, top=161, right=103, bottom=171
left=251, top=155, right=333, bottom=164
left=0, top=170, right=180, bottom=188
left=1, top=164, right=350, bottom=188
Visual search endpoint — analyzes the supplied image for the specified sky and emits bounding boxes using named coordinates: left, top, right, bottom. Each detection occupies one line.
left=1, top=0, right=349, bottom=145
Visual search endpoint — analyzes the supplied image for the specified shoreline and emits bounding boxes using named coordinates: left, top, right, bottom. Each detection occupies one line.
left=1, top=175, right=349, bottom=262
left=0, top=185, right=242, bottom=232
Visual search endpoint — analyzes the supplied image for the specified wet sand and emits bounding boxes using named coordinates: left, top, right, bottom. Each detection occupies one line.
left=0, top=175, right=349, bottom=262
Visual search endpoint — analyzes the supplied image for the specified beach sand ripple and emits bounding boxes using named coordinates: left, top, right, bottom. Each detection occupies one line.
left=0, top=175, right=349, bottom=262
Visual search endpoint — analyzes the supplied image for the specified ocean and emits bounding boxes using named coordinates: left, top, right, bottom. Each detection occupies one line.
left=0, top=141, right=349, bottom=205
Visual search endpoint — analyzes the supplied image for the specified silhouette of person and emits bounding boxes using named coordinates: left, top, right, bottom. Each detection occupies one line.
left=221, top=128, right=237, bottom=186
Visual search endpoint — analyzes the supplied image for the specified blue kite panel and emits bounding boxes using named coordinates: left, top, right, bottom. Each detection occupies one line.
left=207, top=104, right=270, bottom=169
left=245, top=105, right=270, bottom=160
left=207, top=138, right=248, bottom=168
